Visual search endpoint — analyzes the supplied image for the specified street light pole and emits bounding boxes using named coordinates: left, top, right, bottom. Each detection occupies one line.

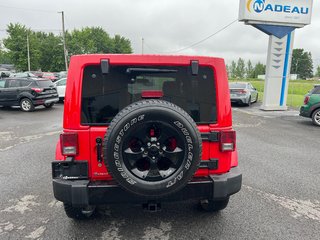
left=295, top=58, right=299, bottom=79
left=142, top=37, right=144, bottom=54
left=27, top=34, right=31, bottom=71
left=58, top=11, right=68, bottom=71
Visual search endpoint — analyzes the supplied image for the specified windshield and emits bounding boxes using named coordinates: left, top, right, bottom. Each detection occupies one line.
left=81, top=65, right=217, bottom=124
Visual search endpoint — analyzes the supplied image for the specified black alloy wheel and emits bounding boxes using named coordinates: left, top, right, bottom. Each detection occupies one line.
left=122, top=122, right=184, bottom=181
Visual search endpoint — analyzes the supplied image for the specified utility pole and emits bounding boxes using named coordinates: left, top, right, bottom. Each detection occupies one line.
left=27, top=34, right=31, bottom=71
left=59, top=11, right=68, bottom=71
left=142, top=37, right=144, bottom=54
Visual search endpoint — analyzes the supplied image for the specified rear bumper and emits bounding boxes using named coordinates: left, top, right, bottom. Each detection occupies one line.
left=230, top=96, right=248, bottom=104
left=52, top=166, right=242, bottom=207
left=44, top=97, right=59, bottom=104
left=33, top=97, right=59, bottom=105
left=299, top=106, right=311, bottom=118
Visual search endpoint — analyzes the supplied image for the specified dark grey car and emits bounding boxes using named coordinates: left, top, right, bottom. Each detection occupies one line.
left=0, top=78, right=59, bottom=112
left=229, top=82, right=258, bottom=106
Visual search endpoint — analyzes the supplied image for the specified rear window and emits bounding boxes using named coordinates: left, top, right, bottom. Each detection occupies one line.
left=310, top=86, right=320, bottom=94
left=81, top=65, right=217, bottom=125
left=229, top=83, right=246, bottom=88
left=36, top=80, right=54, bottom=88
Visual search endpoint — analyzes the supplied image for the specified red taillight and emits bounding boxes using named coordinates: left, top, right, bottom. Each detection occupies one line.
left=60, top=133, right=78, bottom=156
left=237, top=90, right=247, bottom=94
left=31, top=88, right=43, bottom=93
left=220, top=130, right=236, bottom=152
left=304, top=96, right=310, bottom=105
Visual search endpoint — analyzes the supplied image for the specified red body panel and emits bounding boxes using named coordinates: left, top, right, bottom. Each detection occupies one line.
left=56, top=54, right=237, bottom=181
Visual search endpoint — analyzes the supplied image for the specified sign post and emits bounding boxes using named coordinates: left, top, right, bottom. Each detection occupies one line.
left=239, top=0, right=313, bottom=110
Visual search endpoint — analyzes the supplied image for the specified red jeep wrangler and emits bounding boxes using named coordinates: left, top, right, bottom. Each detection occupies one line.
left=52, top=54, right=242, bottom=219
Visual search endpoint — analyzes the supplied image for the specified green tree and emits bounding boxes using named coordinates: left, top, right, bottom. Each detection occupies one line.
left=3, top=23, right=133, bottom=72
left=66, top=27, right=132, bottom=55
left=235, top=58, right=245, bottom=78
left=0, top=49, right=11, bottom=64
left=253, top=62, right=266, bottom=78
left=229, top=61, right=237, bottom=78
left=246, top=60, right=254, bottom=78
left=290, top=48, right=313, bottom=79
left=112, top=34, right=132, bottom=53
left=38, top=32, right=65, bottom=71
left=3, top=23, right=30, bottom=71
left=315, top=65, right=320, bottom=78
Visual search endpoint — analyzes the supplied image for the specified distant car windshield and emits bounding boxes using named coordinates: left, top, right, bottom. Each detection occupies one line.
left=58, top=72, right=67, bottom=78
left=15, top=72, right=36, bottom=78
left=43, top=73, right=54, bottom=77
left=229, top=83, right=246, bottom=89
left=56, top=78, right=66, bottom=86
left=36, top=80, right=54, bottom=88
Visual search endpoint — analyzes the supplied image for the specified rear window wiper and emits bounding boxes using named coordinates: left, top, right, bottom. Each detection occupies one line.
left=126, top=68, right=177, bottom=74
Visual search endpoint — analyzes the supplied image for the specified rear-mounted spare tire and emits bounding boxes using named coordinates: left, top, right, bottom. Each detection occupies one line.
left=103, top=100, right=202, bottom=197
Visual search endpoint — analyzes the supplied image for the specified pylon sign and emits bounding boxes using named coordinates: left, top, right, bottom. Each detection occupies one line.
left=239, top=0, right=313, bottom=110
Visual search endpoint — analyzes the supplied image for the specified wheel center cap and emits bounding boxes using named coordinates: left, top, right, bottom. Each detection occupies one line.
left=149, top=145, right=159, bottom=157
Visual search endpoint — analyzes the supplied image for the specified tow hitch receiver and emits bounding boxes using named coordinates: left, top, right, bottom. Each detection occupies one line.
left=143, top=202, right=161, bottom=212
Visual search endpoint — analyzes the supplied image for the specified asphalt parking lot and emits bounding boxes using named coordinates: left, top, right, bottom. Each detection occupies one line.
left=0, top=103, right=319, bottom=240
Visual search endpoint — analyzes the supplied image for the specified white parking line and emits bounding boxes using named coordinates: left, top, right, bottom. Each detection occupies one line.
left=101, top=220, right=125, bottom=240
left=25, top=226, right=46, bottom=239
left=0, top=131, right=61, bottom=152
left=142, top=222, right=172, bottom=240
left=245, top=185, right=320, bottom=223
left=1, top=195, right=40, bottom=214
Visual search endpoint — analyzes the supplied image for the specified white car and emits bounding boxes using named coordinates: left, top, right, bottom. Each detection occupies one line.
left=54, top=78, right=66, bottom=101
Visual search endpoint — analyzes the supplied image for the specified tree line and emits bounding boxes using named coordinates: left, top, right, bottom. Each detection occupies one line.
left=227, top=58, right=266, bottom=79
left=0, top=24, right=319, bottom=78
left=290, top=48, right=314, bottom=79
left=227, top=49, right=317, bottom=80
left=0, top=23, right=132, bottom=72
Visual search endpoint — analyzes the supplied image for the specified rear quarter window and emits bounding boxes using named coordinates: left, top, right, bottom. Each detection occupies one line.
left=20, top=80, right=32, bottom=87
